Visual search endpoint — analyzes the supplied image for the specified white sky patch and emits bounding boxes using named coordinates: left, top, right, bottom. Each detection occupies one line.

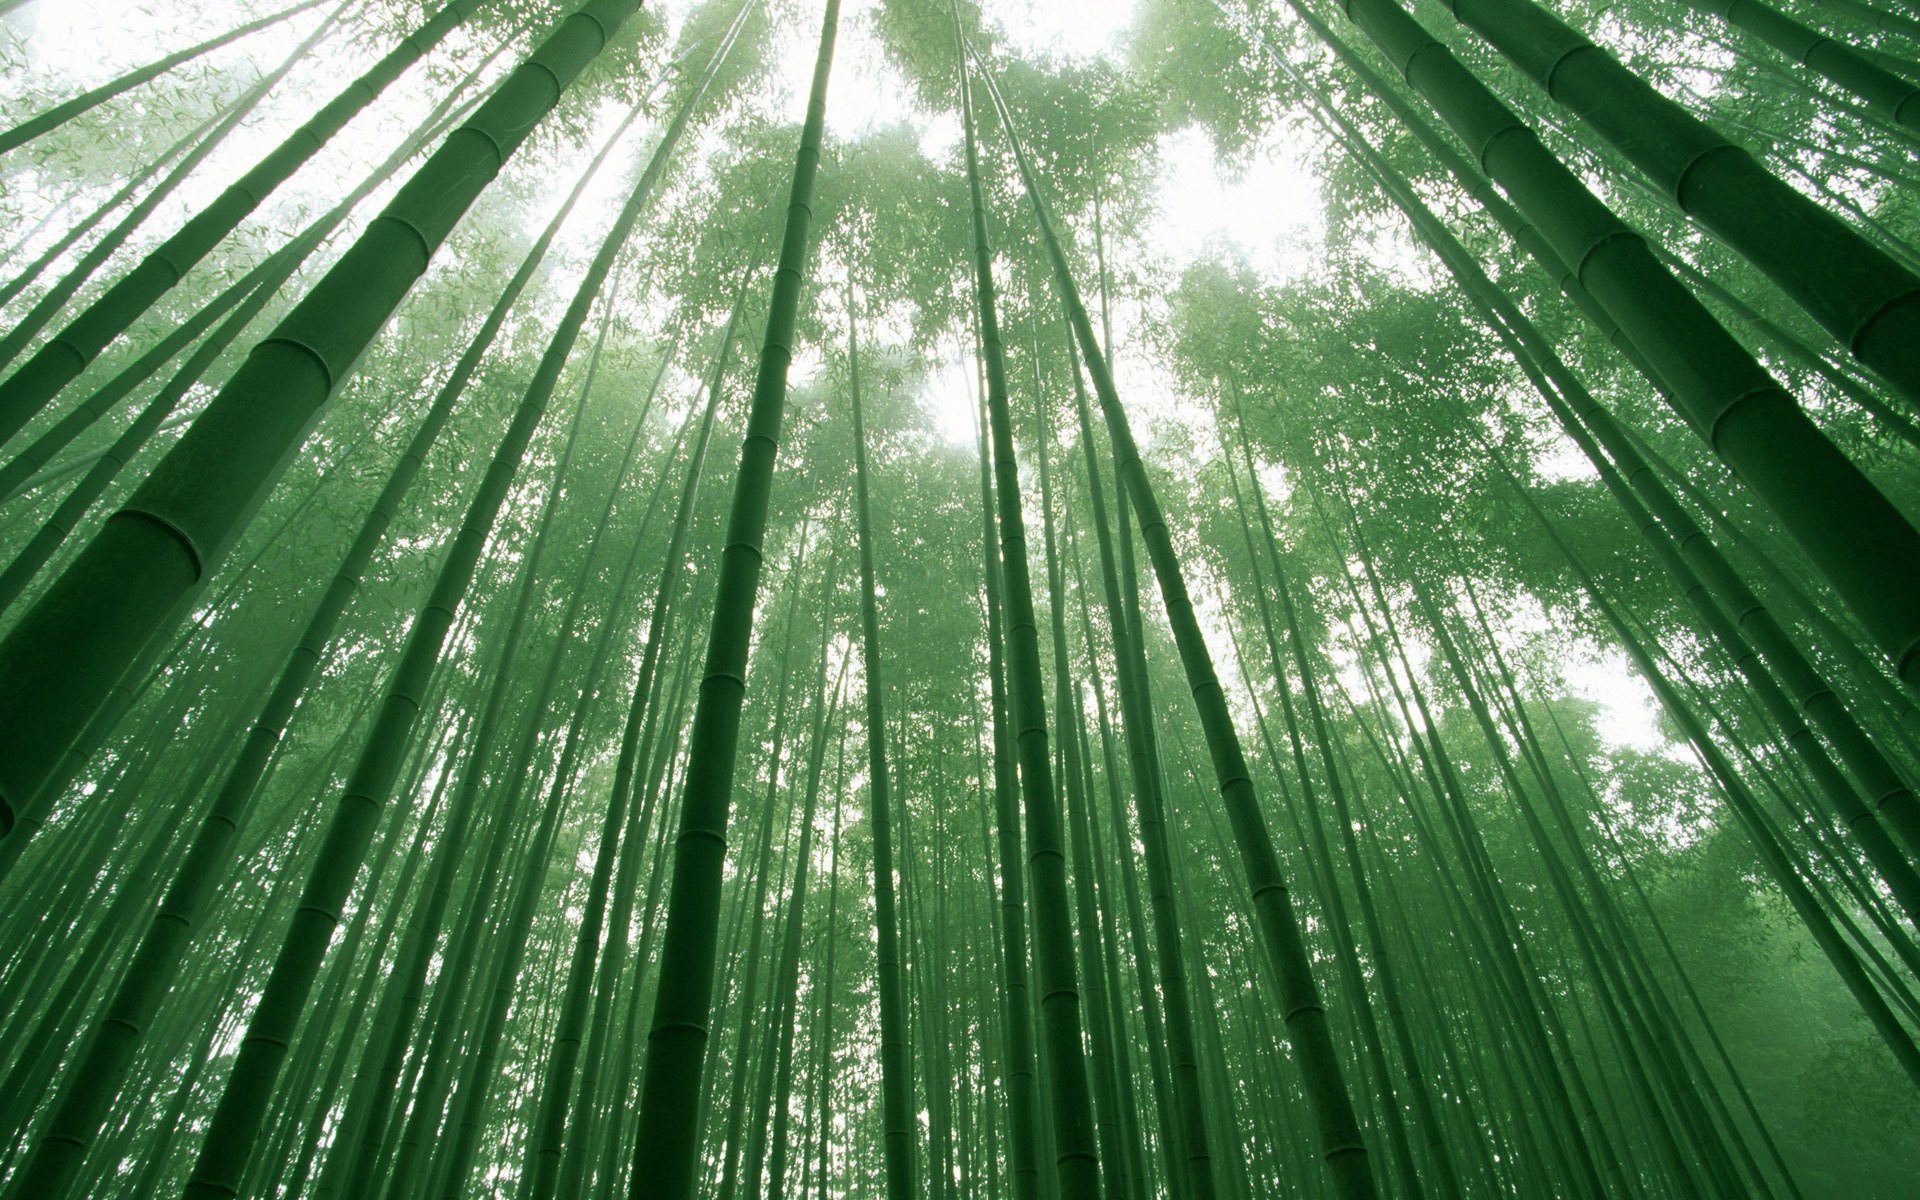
left=1150, top=124, right=1324, bottom=281
left=789, top=340, right=825, bottom=392
left=921, top=341, right=980, bottom=447
left=1531, top=435, right=1599, bottom=484
left=3, top=1, right=356, bottom=188
left=982, top=0, right=1136, bottom=60
left=0, top=0, right=547, bottom=310
left=916, top=107, right=962, bottom=162
left=1255, top=459, right=1292, bottom=508
left=1564, top=649, right=1668, bottom=752
left=766, top=0, right=923, bottom=141
left=1450, top=589, right=1673, bottom=755
left=515, top=97, right=650, bottom=242
left=4, top=0, right=294, bottom=85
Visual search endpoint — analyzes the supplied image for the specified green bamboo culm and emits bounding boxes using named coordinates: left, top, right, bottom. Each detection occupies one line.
left=1068, top=339, right=1214, bottom=1200
left=847, top=285, right=921, bottom=1200
left=1474, top=457, right=1920, bottom=1091
left=525, top=316, right=745, bottom=1200
left=414, top=314, right=658, bottom=1199
left=957, top=35, right=1104, bottom=1200
left=711, top=549, right=815, bottom=1200
left=0, top=88, right=541, bottom=1186
left=1680, top=0, right=1920, bottom=134
left=1302, top=0, right=1920, bottom=697
left=549, top=326, right=727, bottom=1200
left=0, top=0, right=646, bottom=840
left=308, top=142, right=680, bottom=1200
left=0, top=0, right=330, bottom=158
left=0, top=33, right=511, bottom=510
left=0, top=0, right=492, bottom=445
left=0, top=262, right=287, bottom=619
left=1032, top=361, right=1142, bottom=1200
left=756, top=650, right=848, bottom=1200
left=969, top=44, right=1380, bottom=1200
left=517, top=354, right=726, bottom=1196
left=1829, top=0, right=1920, bottom=43
left=8, top=3, right=1920, bottom=1197
left=168, top=41, right=682, bottom=1200
left=731, top=556, right=839, bottom=1200
left=0, top=257, right=254, bottom=506
left=0, top=0, right=352, bottom=378
left=625, top=1, right=840, bottom=1194
left=1425, top=0, right=1920, bottom=399
left=361, top=344, right=625, bottom=1200
left=1228, top=432, right=1465, bottom=1200
left=1223, top=0, right=1920, bottom=888
left=506, top=13, right=760, bottom=1198
left=1243, top=8, right=1920, bottom=915
left=975, top=335, right=1047, bottom=1200
left=0, top=76, right=486, bottom=626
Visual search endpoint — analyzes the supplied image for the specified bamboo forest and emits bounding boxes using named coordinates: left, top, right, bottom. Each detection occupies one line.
left=9, top=0, right=1920, bottom=1195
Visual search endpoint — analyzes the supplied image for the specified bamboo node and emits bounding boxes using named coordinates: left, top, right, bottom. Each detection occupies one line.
left=116, top=506, right=207, bottom=583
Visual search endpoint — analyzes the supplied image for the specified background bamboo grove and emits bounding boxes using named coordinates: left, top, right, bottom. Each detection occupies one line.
left=0, top=0, right=1917, bottom=1195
